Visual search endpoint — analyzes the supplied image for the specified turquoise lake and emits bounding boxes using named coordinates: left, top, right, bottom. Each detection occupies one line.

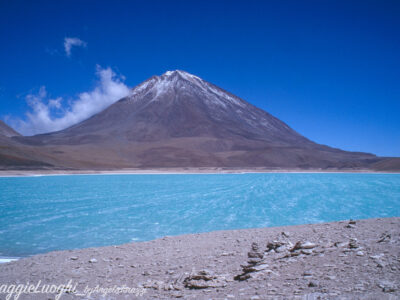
left=0, top=173, right=399, bottom=257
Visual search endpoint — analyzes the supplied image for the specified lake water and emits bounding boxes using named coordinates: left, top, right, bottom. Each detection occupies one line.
left=0, top=173, right=399, bottom=257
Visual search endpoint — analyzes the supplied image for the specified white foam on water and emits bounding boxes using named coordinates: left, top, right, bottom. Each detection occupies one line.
left=0, top=257, right=19, bottom=264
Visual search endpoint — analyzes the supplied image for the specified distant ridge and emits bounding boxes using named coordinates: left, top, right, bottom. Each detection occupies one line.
left=0, top=120, right=20, bottom=137
left=0, top=70, right=397, bottom=170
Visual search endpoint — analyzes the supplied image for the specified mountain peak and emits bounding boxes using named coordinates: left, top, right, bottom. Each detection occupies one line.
left=132, top=70, right=201, bottom=93
left=161, top=70, right=201, bottom=81
left=162, top=69, right=188, bottom=76
left=129, top=70, right=245, bottom=109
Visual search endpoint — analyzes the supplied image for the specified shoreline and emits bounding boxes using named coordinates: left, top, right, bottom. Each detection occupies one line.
left=0, top=217, right=393, bottom=260
left=0, top=257, right=19, bottom=264
left=1, top=217, right=398, bottom=299
left=1, top=168, right=399, bottom=177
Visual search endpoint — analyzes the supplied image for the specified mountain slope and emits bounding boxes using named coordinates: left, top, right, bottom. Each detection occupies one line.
left=10, top=70, right=383, bottom=169
left=0, top=135, right=54, bottom=169
left=0, top=120, right=20, bottom=137
left=0, top=121, right=53, bottom=169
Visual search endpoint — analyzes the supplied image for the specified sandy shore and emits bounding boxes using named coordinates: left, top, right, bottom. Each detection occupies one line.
left=1, top=167, right=397, bottom=177
left=0, top=218, right=399, bottom=299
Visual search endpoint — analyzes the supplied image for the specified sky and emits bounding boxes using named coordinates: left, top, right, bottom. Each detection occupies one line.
left=0, top=0, right=399, bottom=156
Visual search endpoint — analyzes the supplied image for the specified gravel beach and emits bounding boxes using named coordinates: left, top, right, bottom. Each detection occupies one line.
left=0, top=217, right=399, bottom=299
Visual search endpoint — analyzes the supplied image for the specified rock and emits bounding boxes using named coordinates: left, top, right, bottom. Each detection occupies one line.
left=88, top=258, right=97, bottom=263
left=173, top=284, right=182, bottom=291
left=183, top=270, right=227, bottom=289
left=308, top=281, right=318, bottom=287
left=290, top=241, right=302, bottom=252
left=346, top=220, right=356, bottom=228
left=253, top=263, right=269, bottom=272
left=378, top=281, right=396, bottom=293
left=301, top=249, right=313, bottom=255
left=248, top=243, right=263, bottom=259
left=242, top=264, right=257, bottom=273
left=153, top=280, right=165, bottom=290
left=290, top=241, right=316, bottom=253
left=370, top=254, right=387, bottom=268
left=356, top=251, right=364, bottom=256
left=247, top=257, right=263, bottom=264
left=282, top=231, right=290, bottom=238
left=370, top=254, right=384, bottom=260
left=378, top=232, right=391, bottom=243
left=266, top=241, right=284, bottom=252
left=383, top=286, right=396, bottom=293
left=234, top=273, right=251, bottom=281
left=349, top=238, right=359, bottom=249
left=171, top=292, right=183, bottom=298
left=302, top=242, right=317, bottom=249
left=70, top=256, right=78, bottom=260
left=303, top=270, right=313, bottom=276
left=164, top=284, right=174, bottom=291
left=334, top=242, right=347, bottom=248
left=375, top=259, right=386, bottom=268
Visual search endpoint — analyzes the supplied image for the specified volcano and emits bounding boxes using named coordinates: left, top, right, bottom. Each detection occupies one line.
left=3, top=70, right=387, bottom=169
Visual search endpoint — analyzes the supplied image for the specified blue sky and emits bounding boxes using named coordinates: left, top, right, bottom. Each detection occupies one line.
left=0, top=0, right=399, bottom=156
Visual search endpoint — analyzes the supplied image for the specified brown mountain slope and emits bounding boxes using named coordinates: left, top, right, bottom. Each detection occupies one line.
left=370, top=157, right=400, bottom=171
left=0, top=135, right=54, bottom=169
left=8, top=70, right=384, bottom=170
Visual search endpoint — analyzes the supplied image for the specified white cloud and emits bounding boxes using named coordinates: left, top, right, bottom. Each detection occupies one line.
left=12, top=66, right=130, bottom=136
left=48, top=97, right=62, bottom=109
left=64, top=37, right=87, bottom=57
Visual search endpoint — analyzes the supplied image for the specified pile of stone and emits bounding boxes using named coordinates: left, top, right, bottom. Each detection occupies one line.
left=183, top=270, right=227, bottom=289
left=142, top=280, right=180, bottom=291
left=266, top=240, right=288, bottom=253
left=264, top=232, right=295, bottom=257
left=266, top=238, right=319, bottom=259
left=349, top=238, right=359, bottom=249
left=378, top=232, right=391, bottom=243
left=345, top=219, right=357, bottom=228
left=234, top=242, right=268, bottom=281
